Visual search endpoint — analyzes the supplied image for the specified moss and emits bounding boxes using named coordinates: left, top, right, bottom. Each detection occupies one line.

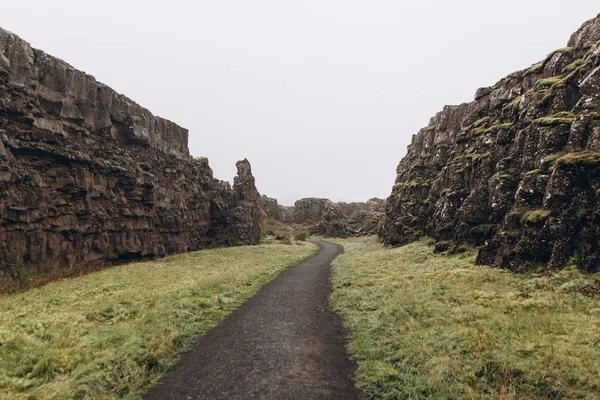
left=533, top=117, right=573, bottom=126
left=484, top=123, right=513, bottom=135
left=460, top=117, right=492, bottom=137
left=535, top=76, right=563, bottom=88
left=539, top=60, right=591, bottom=104
left=405, top=178, right=432, bottom=188
left=406, top=201, right=416, bottom=207
left=554, top=46, right=575, bottom=54
left=521, top=209, right=551, bottom=224
left=525, top=169, right=540, bottom=177
left=508, top=208, right=527, bottom=217
left=473, top=126, right=488, bottom=136
left=562, top=59, right=586, bottom=74
left=502, top=96, right=522, bottom=112
left=472, top=116, right=492, bottom=128
left=525, top=61, right=545, bottom=76
left=467, top=152, right=491, bottom=162
left=542, top=152, right=566, bottom=165
left=557, top=150, right=600, bottom=167
left=533, top=111, right=575, bottom=126
left=522, top=47, right=574, bottom=78
left=441, top=189, right=458, bottom=198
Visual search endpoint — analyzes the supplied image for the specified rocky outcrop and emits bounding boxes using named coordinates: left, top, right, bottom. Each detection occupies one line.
left=277, top=197, right=385, bottom=237
left=292, top=198, right=332, bottom=225
left=208, top=159, right=262, bottom=246
left=321, top=199, right=385, bottom=237
left=0, top=27, right=261, bottom=273
left=259, top=195, right=282, bottom=221
left=380, top=15, right=600, bottom=273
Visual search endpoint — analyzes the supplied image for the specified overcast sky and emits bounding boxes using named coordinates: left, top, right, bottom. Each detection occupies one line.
left=2, top=1, right=599, bottom=205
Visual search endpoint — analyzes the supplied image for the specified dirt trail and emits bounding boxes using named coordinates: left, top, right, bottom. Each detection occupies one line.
left=143, top=240, right=360, bottom=400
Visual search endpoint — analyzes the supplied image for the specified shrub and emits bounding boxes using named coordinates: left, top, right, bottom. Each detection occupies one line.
left=293, top=229, right=308, bottom=242
left=0, top=243, right=32, bottom=294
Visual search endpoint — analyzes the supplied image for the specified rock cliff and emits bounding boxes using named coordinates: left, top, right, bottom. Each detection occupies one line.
left=276, top=197, right=385, bottom=238
left=0, top=27, right=261, bottom=273
left=380, top=15, right=600, bottom=273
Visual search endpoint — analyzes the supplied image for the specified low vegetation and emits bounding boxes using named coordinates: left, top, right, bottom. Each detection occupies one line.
left=557, top=150, right=600, bottom=167
left=330, top=237, right=600, bottom=399
left=533, top=112, right=576, bottom=126
left=521, top=209, right=551, bottom=224
left=0, top=243, right=317, bottom=399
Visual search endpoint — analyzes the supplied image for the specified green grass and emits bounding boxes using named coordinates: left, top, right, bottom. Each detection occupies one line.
left=330, top=237, right=600, bottom=399
left=0, top=243, right=317, bottom=399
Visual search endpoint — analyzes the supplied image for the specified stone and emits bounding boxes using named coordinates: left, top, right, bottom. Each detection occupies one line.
left=268, top=197, right=386, bottom=238
left=0, top=27, right=262, bottom=274
left=379, top=15, right=600, bottom=273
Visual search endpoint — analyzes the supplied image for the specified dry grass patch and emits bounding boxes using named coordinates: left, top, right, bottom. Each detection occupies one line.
left=0, top=243, right=317, bottom=399
left=330, top=237, right=600, bottom=399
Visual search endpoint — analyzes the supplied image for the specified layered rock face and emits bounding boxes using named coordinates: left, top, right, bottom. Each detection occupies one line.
left=292, top=198, right=332, bottom=225
left=0, top=27, right=261, bottom=271
left=380, top=15, right=600, bottom=273
left=279, top=197, right=385, bottom=237
left=258, top=195, right=283, bottom=221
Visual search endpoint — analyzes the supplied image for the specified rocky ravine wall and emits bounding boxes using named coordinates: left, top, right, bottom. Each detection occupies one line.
left=380, top=15, right=600, bottom=273
left=264, top=197, right=385, bottom=237
left=0, top=27, right=261, bottom=271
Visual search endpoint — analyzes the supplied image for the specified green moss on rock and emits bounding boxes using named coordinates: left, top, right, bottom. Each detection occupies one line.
left=557, top=150, right=600, bottom=166
left=533, top=112, right=575, bottom=126
left=521, top=209, right=551, bottom=224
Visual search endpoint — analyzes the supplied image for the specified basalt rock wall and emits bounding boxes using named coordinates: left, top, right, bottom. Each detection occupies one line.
left=0, top=27, right=261, bottom=272
left=280, top=197, right=385, bottom=237
left=380, top=15, right=600, bottom=273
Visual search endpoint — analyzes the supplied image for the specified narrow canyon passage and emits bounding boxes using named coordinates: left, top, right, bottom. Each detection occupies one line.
left=143, top=240, right=360, bottom=400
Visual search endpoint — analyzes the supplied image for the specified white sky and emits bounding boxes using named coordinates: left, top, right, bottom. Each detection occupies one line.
left=2, top=1, right=599, bottom=205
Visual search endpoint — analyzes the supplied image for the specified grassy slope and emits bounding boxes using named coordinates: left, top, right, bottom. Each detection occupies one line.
left=0, top=243, right=317, bottom=400
left=330, top=237, right=600, bottom=399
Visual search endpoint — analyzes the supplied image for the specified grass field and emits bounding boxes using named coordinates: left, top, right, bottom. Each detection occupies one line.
left=0, top=242, right=317, bottom=400
left=330, top=237, right=600, bottom=399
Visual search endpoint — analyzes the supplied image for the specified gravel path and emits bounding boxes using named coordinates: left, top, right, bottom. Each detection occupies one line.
left=143, top=240, right=360, bottom=400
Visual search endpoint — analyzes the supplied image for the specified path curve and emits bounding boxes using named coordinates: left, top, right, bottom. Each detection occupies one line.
left=143, top=240, right=360, bottom=400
